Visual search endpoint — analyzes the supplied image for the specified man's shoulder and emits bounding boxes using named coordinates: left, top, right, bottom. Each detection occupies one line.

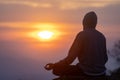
left=76, top=31, right=86, bottom=39
left=77, top=31, right=85, bottom=35
left=77, top=30, right=89, bottom=36
left=96, top=30, right=106, bottom=38
left=77, top=30, right=106, bottom=39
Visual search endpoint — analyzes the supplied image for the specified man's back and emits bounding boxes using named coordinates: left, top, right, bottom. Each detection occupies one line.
left=77, top=29, right=108, bottom=75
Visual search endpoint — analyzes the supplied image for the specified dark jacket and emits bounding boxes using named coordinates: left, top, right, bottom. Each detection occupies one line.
left=55, top=12, right=108, bottom=75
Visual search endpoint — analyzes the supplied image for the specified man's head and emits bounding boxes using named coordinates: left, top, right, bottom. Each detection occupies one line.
left=83, top=11, right=97, bottom=29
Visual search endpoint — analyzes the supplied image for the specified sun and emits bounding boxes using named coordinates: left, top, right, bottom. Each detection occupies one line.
left=28, top=23, right=61, bottom=42
left=37, top=30, right=54, bottom=40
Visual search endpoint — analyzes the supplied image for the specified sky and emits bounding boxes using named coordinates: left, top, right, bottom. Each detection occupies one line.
left=0, top=0, right=120, bottom=80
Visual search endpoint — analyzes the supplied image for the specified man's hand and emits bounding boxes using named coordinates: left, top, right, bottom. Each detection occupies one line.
left=44, top=63, right=54, bottom=71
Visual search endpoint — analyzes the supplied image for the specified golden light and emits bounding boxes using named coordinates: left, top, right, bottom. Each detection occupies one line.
left=28, top=23, right=62, bottom=42
left=37, top=31, right=54, bottom=39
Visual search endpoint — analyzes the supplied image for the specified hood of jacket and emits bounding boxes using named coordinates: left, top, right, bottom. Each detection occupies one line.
left=83, top=11, right=97, bottom=30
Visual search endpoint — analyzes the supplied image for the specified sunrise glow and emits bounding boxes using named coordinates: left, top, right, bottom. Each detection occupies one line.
left=37, top=31, right=54, bottom=39
left=27, top=23, right=61, bottom=42
left=0, top=0, right=120, bottom=80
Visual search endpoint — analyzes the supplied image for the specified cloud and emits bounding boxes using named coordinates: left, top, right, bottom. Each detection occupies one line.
left=0, top=26, right=36, bottom=32
left=0, top=0, right=120, bottom=10
left=57, top=0, right=120, bottom=10
left=37, top=0, right=120, bottom=10
left=96, top=4, right=120, bottom=26
left=0, top=0, right=120, bottom=26
left=0, top=0, right=52, bottom=8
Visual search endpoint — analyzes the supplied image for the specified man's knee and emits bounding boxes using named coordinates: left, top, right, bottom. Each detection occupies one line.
left=52, top=64, right=74, bottom=76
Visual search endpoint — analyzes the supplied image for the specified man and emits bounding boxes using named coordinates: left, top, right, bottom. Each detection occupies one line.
left=45, top=11, right=108, bottom=77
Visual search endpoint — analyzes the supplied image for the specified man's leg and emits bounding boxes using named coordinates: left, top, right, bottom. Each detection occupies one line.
left=52, top=64, right=85, bottom=76
left=52, top=64, right=108, bottom=80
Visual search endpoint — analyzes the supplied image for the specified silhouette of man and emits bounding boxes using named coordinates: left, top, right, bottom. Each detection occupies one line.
left=45, top=11, right=108, bottom=77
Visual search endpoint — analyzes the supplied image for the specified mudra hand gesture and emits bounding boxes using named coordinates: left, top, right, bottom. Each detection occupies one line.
left=44, top=63, right=54, bottom=70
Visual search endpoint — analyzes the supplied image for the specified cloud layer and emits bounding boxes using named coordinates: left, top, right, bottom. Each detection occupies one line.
left=0, top=0, right=120, bottom=27
left=0, top=0, right=119, bottom=9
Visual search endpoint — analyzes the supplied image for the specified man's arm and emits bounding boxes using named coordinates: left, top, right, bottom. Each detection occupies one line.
left=55, top=34, right=81, bottom=65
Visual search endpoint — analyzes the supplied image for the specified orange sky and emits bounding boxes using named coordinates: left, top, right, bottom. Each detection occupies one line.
left=0, top=1, right=120, bottom=79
